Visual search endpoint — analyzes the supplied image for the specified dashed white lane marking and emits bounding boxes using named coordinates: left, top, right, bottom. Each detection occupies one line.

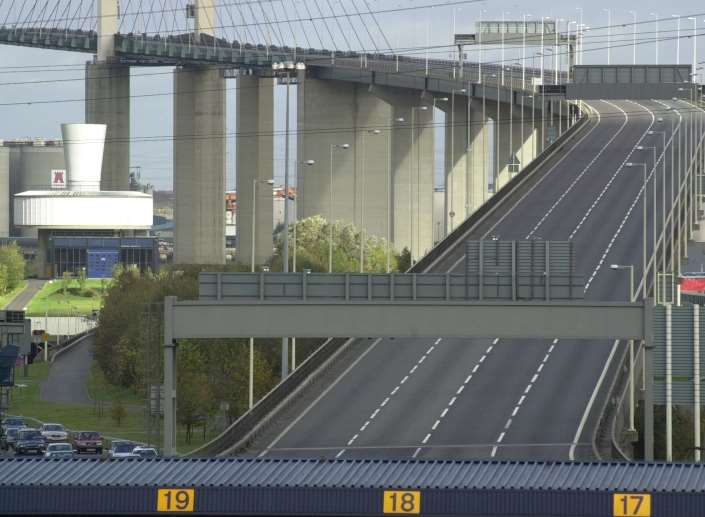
left=491, top=340, right=558, bottom=458
left=526, top=102, right=630, bottom=240
left=413, top=339, right=499, bottom=457
left=336, top=338, right=442, bottom=458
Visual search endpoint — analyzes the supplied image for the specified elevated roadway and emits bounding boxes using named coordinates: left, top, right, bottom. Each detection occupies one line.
left=250, top=98, right=699, bottom=461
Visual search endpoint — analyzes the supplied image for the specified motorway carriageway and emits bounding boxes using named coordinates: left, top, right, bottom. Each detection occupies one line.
left=254, top=99, right=702, bottom=461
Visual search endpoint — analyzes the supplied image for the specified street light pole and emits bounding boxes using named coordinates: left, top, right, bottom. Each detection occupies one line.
left=649, top=130, right=668, bottom=296
left=250, top=177, right=273, bottom=408
left=329, top=143, right=350, bottom=273
left=629, top=11, right=637, bottom=65
left=627, top=163, right=648, bottom=297
left=610, top=264, right=636, bottom=433
left=651, top=13, right=659, bottom=65
left=360, top=129, right=381, bottom=272
left=603, top=8, right=611, bottom=65
left=638, top=145, right=659, bottom=287
left=673, top=15, right=681, bottom=65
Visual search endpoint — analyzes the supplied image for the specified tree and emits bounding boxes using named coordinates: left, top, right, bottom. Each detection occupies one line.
left=61, top=271, right=72, bottom=295
left=0, top=244, right=25, bottom=290
left=111, top=401, right=127, bottom=427
left=77, top=267, right=87, bottom=292
left=270, top=215, right=402, bottom=273
left=0, top=264, right=8, bottom=294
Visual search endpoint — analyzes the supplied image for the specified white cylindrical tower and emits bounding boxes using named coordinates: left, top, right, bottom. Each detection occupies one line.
left=61, top=123, right=106, bottom=192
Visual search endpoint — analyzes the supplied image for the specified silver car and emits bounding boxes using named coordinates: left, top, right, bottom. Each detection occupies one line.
left=40, top=423, right=68, bottom=443
left=44, top=443, right=75, bottom=458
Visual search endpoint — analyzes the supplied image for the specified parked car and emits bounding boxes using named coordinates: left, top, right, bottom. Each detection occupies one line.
left=40, top=423, right=68, bottom=443
left=1, top=417, right=25, bottom=433
left=15, top=428, right=46, bottom=455
left=108, top=440, right=136, bottom=458
left=44, top=443, right=75, bottom=458
left=72, top=431, right=103, bottom=454
left=132, top=446, right=158, bottom=459
left=1, top=427, right=20, bottom=450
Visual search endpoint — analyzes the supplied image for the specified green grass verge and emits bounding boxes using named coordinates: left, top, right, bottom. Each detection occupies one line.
left=8, top=361, right=219, bottom=453
left=87, top=361, right=146, bottom=408
left=0, top=281, right=27, bottom=309
left=26, top=279, right=108, bottom=316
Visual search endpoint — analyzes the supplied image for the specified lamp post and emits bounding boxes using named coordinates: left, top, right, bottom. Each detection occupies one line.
left=576, top=8, right=583, bottom=64
left=329, top=144, right=349, bottom=273
left=610, top=263, right=636, bottom=435
left=410, top=105, right=429, bottom=261
left=626, top=163, right=649, bottom=298
left=629, top=11, right=637, bottom=65
left=688, top=17, right=697, bottom=83
left=603, top=8, right=611, bottom=65
left=293, top=159, right=315, bottom=273
left=449, top=89, right=465, bottom=233
left=673, top=15, right=681, bottom=65
left=250, top=177, right=274, bottom=408
left=273, top=60, right=306, bottom=380
left=360, top=129, right=381, bottom=272
left=648, top=130, right=668, bottom=296
left=651, top=13, right=659, bottom=64
left=522, top=14, right=531, bottom=90
left=387, top=117, right=405, bottom=272
left=637, top=145, right=659, bottom=287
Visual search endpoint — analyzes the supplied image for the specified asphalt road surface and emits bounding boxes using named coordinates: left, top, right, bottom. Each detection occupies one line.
left=5, top=279, right=46, bottom=310
left=39, top=334, right=94, bottom=405
left=253, top=99, right=701, bottom=461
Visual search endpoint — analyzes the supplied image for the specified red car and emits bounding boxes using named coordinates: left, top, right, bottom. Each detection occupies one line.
left=72, top=431, right=103, bottom=454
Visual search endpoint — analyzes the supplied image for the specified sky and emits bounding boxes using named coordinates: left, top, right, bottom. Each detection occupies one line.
left=0, top=0, right=703, bottom=190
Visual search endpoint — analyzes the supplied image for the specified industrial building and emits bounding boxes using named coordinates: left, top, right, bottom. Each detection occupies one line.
left=11, top=124, right=154, bottom=278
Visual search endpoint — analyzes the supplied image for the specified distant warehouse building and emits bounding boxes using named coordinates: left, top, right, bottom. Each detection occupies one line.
left=13, top=124, right=155, bottom=278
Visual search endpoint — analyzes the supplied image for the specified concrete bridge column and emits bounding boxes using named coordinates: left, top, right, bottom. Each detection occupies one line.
left=373, top=88, right=434, bottom=261
left=173, top=66, right=226, bottom=264
left=440, top=96, right=491, bottom=234
left=236, top=75, right=274, bottom=267
left=85, top=63, right=130, bottom=191
left=297, top=78, right=357, bottom=230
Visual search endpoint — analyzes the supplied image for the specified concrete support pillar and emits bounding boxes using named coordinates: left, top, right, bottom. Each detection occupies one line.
left=194, top=0, right=216, bottom=36
left=393, top=99, right=434, bottom=261
left=236, top=75, right=274, bottom=267
left=441, top=97, right=488, bottom=233
left=173, top=66, right=226, bottom=265
left=97, top=0, right=118, bottom=61
left=85, top=63, right=130, bottom=191
left=370, top=86, right=434, bottom=260
left=297, top=79, right=435, bottom=262
left=0, top=148, right=8, bottom=238
left=298, top=78, right=357, bottom=228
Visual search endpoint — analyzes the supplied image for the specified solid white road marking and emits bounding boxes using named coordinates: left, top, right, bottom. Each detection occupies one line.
left=569, top=339, right=620, bottom=460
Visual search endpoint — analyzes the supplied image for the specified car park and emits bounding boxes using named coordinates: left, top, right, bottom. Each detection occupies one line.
left=108, top=440, right=137, bottom=458
left=72, top=431, right=103, bottom=454
left=132, top=446, right=158, bottom=458
left=40, top=423, right=68, bottom=443
left=15, top=428, right=46, bottom=455
left=44, top=443, right=74, bottom=458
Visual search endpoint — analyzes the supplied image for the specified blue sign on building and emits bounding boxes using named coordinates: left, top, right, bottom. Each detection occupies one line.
left=87, top=250, right=120, bottom=279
